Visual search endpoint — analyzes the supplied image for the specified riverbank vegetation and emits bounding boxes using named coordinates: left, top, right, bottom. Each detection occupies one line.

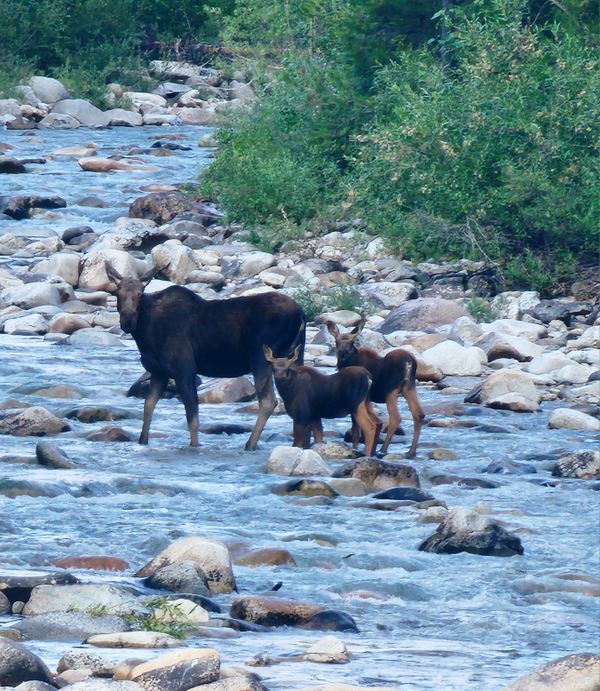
left=1, top=0, right=597, bottom=294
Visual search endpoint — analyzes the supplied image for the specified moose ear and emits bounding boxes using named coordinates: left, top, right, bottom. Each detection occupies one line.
left=290, top=344, right=301, bottom=363
left=326, top=321, right=340, bottom=338
left=105, top=262, right=123, bottom=285
left=263, top=345, right=275, bottom=363
left=138, top=265, right=159, bottom=286
left=351, top=316, right=366, bottom=336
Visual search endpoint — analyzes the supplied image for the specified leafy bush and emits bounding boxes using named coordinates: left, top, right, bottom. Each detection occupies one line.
left=348, top=0, right=598, bottom=292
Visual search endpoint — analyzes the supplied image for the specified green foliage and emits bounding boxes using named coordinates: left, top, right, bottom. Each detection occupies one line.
left=465, top=297, right=497, bottom=323
left=349, top=0, right=598, bottom=293
left=290, top=283, right=370, bottom=322
left=126, top=596, right=193, bottom=640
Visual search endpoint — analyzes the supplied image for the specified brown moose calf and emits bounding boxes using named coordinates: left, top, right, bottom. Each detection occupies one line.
left=263, top=345, right=381, bottom=457
left=328, top=318, right=424, bottom=458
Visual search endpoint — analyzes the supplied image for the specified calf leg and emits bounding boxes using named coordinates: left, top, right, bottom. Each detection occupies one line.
left=246, top=366, right=277, bottom=451
left=175, top=371, right=200, bottom=447
left=403, top=386, right=425, bottom=458
left=350, top=414, right=361, bottom=449
left=139, top=374, right=167, bottom=445
left=366, top=400, right=383, bottom=454
left=354, top=401, right=377, bottom=457
left=380, top=389, right=401, bottom=454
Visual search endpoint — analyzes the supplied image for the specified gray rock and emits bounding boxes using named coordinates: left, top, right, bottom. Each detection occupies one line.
left=0, top=639, right=54, bottom=687
left=552, top=451, right=600, bottom=480
left=22, top=583, right=141, bottom=616
left=13, top=611, right=128, bottom=641
left=51, top=99, right=110, bottom=128
left=0, top=407, right=70, bottom=437
left=333, top=457, right=420, bottom=491
left=418, top=506, right=524, bottom=557
left=38, top=112, right=81, bottom=129
left=502, top=652, right=600, bottom=691
left=143, top=560, right=210, bottom=596
left=0, top=157, right=27, bottom=174
left=35, top=441, right=74, bottom=469
left=130, top=649, right=220, bottom=690
left=379, top=298, right=471, bottom=333
left=29, top=76, right=69, bottom=103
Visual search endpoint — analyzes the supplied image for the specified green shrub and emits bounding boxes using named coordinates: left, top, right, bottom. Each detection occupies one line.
left=349, top=0, right=599, bottom=292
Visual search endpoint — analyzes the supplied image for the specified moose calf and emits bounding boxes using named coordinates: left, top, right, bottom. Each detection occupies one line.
left=328, top=318, right=424, bottom=458
left=106, top=263, right=306, bottom=450
left=263, top=345, right=381, bottom=457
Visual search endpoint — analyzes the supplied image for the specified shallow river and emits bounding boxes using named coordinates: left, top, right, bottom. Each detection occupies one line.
left=0, top=125, right=598, bottom=689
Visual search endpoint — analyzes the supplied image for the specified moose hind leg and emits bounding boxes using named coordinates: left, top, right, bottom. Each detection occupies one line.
left=139, top=374, right=167, bottom=445
left=175, top=371, right=200, bottom=447
left=354, top=401, right=377, bottom=457
left=293, top=422, right=310, bottom=448
left=246, top=367, right=277, bottom=451
left=311, top=419, right=324, bottom=445
left=404, top=386, right=425, bottom=458
left=380, top=389, right=401, bottom=455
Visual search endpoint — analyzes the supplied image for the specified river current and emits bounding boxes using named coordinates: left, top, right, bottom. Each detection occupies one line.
left=0, top=125, right=598, bottom=689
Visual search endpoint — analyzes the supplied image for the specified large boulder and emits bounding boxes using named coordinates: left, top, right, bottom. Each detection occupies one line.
left=476, top=332, right=543, bottom=362
left=379, top=298, right=471, bottom=333
left=22, top=583, right=140, bottom=616
left=0, top=639, right=55, bottom=686
left=13, top=610, right=128, bottom=641
left=332, top=458, right=420, bottom=491
left=548, top=409, right=600, bottom=432
left=0, top=282, right=71, bottom=309
left=551, top=451, right=600, bottom=480
left=79, top=249, right=149, bottom=291
left=29, top=76, right=69, bottom=103
left=130, top=192, right=200, bottom=225
left=51, top=99, right=110, bottom=127
left=421, top=340, right=484, bottom=376
left=151, top=240, right=200, bottom=284
left=135, top=536, right=236, bottom=594
left=418, top=506, right=524, bottom=557
left=502, top=652, right=600, bottom=691
left=30, top=254, right=80, bottom=286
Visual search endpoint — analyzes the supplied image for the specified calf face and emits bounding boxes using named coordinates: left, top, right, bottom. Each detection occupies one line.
left=327, top=317, right=365, bottom=367
left=105, top=263, right=157, bottom=333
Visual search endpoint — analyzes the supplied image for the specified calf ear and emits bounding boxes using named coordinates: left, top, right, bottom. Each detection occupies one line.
left=290, top=344, right=301, bottom=363
left=105, top=262, right=123, bottom=285
left=352, top=316, right=366, bottom=336
left=326, top=321, right=340, bottom=338
left=138, top=265, right=159, bottom=286
left=263, top=345, right=275, bottom=363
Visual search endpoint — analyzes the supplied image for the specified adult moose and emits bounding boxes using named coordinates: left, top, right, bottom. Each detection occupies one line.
left=327, top=318, right=424, bottom=458
left=263, top=345, right=380, bottom=457
left=106, top=263, right=306, bottom=450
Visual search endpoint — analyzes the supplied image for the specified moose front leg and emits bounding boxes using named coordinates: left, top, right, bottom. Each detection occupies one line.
left=139, top=374, right=167, bottom=445
left=292, top=422, right=310, bottom=448
left=246, top=365, right=277, bottom=451
left=175, top=372, right=200, bottom=447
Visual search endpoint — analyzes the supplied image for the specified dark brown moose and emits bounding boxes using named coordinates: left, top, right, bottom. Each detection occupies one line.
left=106, top=263, right=306, bottom=450
left=327, top=318, right=424, bottom=458
left=263, top=344, right=381, bottom=457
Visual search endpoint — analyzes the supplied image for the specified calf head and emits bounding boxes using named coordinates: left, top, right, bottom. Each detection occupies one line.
left=263, top=344, right=302, bottom=383
left=327, top=317, right=366, bottom=366
left=105, top=262, right=158, bottom=333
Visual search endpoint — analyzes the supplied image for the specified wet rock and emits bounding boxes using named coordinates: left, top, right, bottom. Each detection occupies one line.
left=56, top=681, right=144, bottom=690
left=0, top=639, right=55, bottom=686
left=229, top=595, right=322, bottom=627
left=198, top=377, right=255, bottom=404
left=35, top=441, right=74, bottom=469
left=548, top=408, right=600, bottom=431
left=56, top=648, right=115, bottom=677
left=372, top=488, right=434, bottom=502
left=22, top=583, right=141, bottom=616
left=129, top=649, right=220, bottom=689
left=427, top=448, right=458, bottom=460
left=327, top=477, right=367, bottom=496
left=0, top=407, right=70, bottom=437
left=229, top=546, right=297, bottom=568
left=13, top=611, right=128, bottom=641
left=0, top=157, right=27, bottom=174
left=0, top=592, right=9, bottom=614
left=428, top=474, right=500, bottom=489
left=52, top=556, right=130, bottom=572
left=266, top=447, right=332, bottom=477
left=303, top=635, right=349, bottom=663
left=65, top=406, right=131, bottom=423
left=136, top=536, right=236, bottom=594
left=333, top=458, right=420, bottom=491
left=86, top=426, right=134, bottom=442
left=502, top=652, right=600, bottom=691
left=86, top=631, right=181, bottom=649
left=0, top=570, right=78, bottom=605
left=151, top=597, right=210, bottom=626
left=483, top=460, right=536, bottom=475
left=142, top=560, right=210, bottom=596
left=129, top=191, right=207, bottom=225
left=487, top=393, right=540, bottom=413
left=273, top=479, right=338, bottom=498
left=417, top=506, right=449, bottom=524
left=551, top=451, right=600, bottom=479
left=418, top=506, right=524, bottom=557
left=465, top=370, right=540, bottom=410
left=301, top=610, right=359, bottom=632
left=379, top=298, right=471, bottom=333
left=0, top=194, right=66, bottom=220
left=200, top=673, right=267, bottom=691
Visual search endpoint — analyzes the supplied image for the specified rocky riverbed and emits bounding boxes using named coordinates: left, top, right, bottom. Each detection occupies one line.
left=0, top=83, right=599, bottom=691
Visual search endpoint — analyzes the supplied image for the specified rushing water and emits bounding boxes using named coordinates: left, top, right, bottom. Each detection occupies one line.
left=0, top=125, right=599, bottom=689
